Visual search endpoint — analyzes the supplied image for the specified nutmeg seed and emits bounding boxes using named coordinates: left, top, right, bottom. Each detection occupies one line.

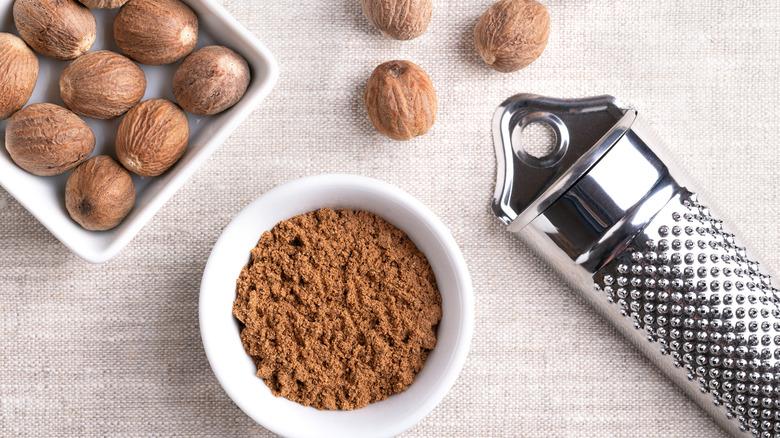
left=0, top=32, right=38, bottom=121
left=77, top=0, right=129, bottom=8
left=13, top=0, right=97, bottom=61
left=66, top=155, right=136, bottom=231
left=5, top=103, right=95, bottom=176
left=173, top=46, right=250, bottom=116
left=116, top=99, right=190, bottom=177
left=364, top=60, right=437, bottom=141
left=474, top=0, right=550, bottom=73
left=361, top=0, right=432, bottom=40
left=60, top=50, right=147, bottom=120
left=114, top=0, right=198, bottom=65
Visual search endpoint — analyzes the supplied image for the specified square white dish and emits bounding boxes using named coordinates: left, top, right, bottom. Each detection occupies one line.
left=0, top=0, right=279, bottom=263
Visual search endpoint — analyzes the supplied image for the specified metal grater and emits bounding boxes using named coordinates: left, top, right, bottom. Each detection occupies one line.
left=491, top=94, right=780, bottom=437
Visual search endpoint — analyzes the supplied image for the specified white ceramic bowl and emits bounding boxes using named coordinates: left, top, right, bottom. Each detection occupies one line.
left=0, top=1, right=278, bottom=263
left=199, top=174, right=474, bottom=438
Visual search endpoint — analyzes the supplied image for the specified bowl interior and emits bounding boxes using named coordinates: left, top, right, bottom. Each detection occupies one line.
left=0, top=0, right=278, bottom=263
left=199, top=174, right=473, bottom=438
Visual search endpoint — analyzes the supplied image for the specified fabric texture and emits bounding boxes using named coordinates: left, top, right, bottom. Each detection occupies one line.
left=2, top=0, right=780, bottom=436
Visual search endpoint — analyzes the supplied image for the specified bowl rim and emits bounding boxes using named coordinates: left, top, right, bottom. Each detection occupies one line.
left=199, top=174, right=474, bottom=438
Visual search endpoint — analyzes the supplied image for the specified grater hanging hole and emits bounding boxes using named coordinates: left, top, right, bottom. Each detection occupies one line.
left=520, top=122, right=556, bottom=158
left=510, top=111, right=569, bottom=169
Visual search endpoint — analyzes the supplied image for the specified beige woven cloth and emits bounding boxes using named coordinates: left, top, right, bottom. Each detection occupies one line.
left=2, top=0, right=780, bottom=436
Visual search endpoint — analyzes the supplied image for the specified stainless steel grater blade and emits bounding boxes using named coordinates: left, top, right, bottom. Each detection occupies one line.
left=491, top=94, right=780, bottom=438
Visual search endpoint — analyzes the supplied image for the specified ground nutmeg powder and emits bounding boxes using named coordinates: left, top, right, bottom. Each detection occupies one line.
left=233, top=208, right=442, bottom=410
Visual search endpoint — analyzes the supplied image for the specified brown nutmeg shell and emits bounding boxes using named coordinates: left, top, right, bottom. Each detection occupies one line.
left=474, top=0, right=550, bottom=73
left=116, top=99, right=190, bottom=177
left=361, top=0, right=432, bottom=40
left=173, top=45, right=250, bottom=116
left=66, top=155, right=135, bottom=231
left=77, top=0, right=129, bottom=8
left=60, top=50, right=147, bottom=119
left=5, top=103, right=95, bottom=176
left=0, top=32, right=38, bottom=120
left=114, top=0, right=198, bottom=65
left=13, top=0, right=97, bottom=61
left=364, top=60, right=437, bottom=141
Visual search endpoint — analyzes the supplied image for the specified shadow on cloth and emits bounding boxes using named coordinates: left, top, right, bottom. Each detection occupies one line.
left=457, top=15, right=488, bottom=71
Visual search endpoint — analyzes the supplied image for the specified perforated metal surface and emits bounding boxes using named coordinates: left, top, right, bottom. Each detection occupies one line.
left=594, top=191, right=780, bottom=437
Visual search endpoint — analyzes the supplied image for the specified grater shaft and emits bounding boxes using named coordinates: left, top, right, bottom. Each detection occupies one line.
left=593, top=190, right=780, bottom=437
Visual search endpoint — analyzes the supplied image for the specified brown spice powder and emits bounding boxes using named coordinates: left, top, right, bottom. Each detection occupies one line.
left=233, top=208, right=442, bottom=410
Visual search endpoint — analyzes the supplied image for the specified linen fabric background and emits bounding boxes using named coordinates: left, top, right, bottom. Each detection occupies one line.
left=2, top=0, right=779, bottom=436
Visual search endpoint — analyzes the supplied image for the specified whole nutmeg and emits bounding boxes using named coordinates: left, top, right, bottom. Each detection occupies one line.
left=60, top=50, right=147, bottom=120
left=77, top=0, right=129, bottom=8
left=173, top=46, right=250, bottom=116
left=114, top=0, right=198, bottom=65
left=66, top=155, right=136, bottom=231
left=0, top=33, right=38, bottom=120
left=116, top=99, right=190, bottom=177
left=5, top=103, right=95, bottom=176
left=473, top=0, right=550, bottom=73
left=361, top=0, right=432, bottom=40
left=364, top=60, right=437, bottom=141
left=13, top=0, right=97, bottom=61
